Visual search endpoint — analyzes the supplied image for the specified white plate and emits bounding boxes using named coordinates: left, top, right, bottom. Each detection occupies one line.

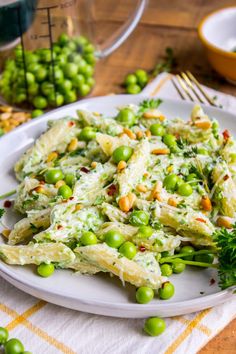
left=0, top=94, right=234, bottom=318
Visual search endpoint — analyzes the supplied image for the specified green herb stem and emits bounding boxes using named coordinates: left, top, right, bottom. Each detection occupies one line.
left=0, top=189, right=16, bottom=200
left=160, top=257, right=218, bottom=268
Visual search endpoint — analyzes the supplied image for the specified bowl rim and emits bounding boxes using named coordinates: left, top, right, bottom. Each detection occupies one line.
left=198, top=6, right=236, bottom=58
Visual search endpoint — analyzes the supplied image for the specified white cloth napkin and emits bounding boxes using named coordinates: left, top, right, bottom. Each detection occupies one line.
left=1, top=73, right=236, bottom=354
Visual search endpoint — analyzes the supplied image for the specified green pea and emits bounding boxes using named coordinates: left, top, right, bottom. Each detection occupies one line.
left=135, top=69, right=148, bottom=87
left=79, top=127, right=96, bottom=141
left=158, top=281, right=175, bottom=300
left=58, top=33, right=69, bottom=46
left=104, top=230, right=125, bottom=248
left=163, top=134, right=176, bottom=147
left=144, top=317, right=166, bottom=336
left=197, top=148, right=208, bottom=155
left=56, top=55, right=67, bottom=67
left=129, top=210, right=150, bottom=226
left=86, top=77, right=95, bottom=88
left=163, top=174, right=178, bottom=192
left=0, top=326, right=9, bottom=344
left=68, top=53, right=82, bottom=64
left=80, top=231, right=97, bottom=246
left=45, top=169, right=64, bottom=184
left=52, top=44, right=61, bottom=54
left=180, top=245, right=195, bottom=260
left=79, top=83, right=91, bottom=97
left=37, top=263, right=55, bottom=278
left=35, top=67, right=47, bottom=82
left=48, top=92, right=64, bottom=107
left=137, top=225, right=153, bottom=238
left=119, top=241, right=137, bottom=259
left=27, top=62, right=40, bottom=74
left=33, top=96, right=48, bottom=109
left=67, top=40, right=77, bottom=52
left=72, top=74, right=85, bottom=89
left=63, top=63, right=78, bottom=78
left=31, top=109, right=44, bottom=118
left=150, top=123, right=165, bottom=136
left=177, top=183, right=193, bottom=196
left=14, top=93, right=27, bottom=104
left=126, top=84, right=141, bottom=94
left=64, top=90, right=77, bottom=103
left=39, top=48, right=52, bottom=63
left=49, top=67, right=64, bottom=84
left=125, top=74, right=137, bottom=86
left=41, top=81, right=54, bottom=96
left=82, top=65, right=94, bottom=78
left=172, top=259, right=186, bottom=274
left=28, top=83, right=39, bottom=96
left=84, top=43, right=95, bottom=53
left=25, top=72, right=35, bottom=85
left=5, top=338, right=24, bottom=354
left=84, top=53, right=96, bottom=65
left=136, top=286, right=154, bottom=304
left=58, top=185, right=72, bottom=199
left=194, top=253, right=214, bottom=264
left=112, top=145, right=133, bottom=163
left=160, top=264, right=173, bottom=277
left=116, top=108, right=136, bottom=127
left=64, top=173, right=75, bottom=187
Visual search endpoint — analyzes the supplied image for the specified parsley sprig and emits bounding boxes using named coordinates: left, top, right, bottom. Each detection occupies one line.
left=138, top=98, right=163, bottom=114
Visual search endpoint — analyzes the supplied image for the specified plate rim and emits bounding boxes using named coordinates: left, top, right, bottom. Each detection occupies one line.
left=0, top=93, right=235, bottom=317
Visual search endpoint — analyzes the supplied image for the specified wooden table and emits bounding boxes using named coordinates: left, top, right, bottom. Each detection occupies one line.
left=92, top=1, right=236, bottom=352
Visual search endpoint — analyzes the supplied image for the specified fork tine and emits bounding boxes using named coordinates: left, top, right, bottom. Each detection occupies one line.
left=171, top=77, right=186, bottom=100
left=176, top=75, right=195, bottom=101
left=181, top=72, right=205, bottom=104
left=186, top=71, right=217, bottom=107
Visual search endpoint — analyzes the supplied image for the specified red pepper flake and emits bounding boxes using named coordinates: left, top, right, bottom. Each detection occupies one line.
left=80, top=167, right=90, bottom=173
left=57, top=225, right=63, bottom=230
left=68, top=121, right=75, bottom=127
left=223, top=175, right=229, bottom=181
left=69, top=197, right=74, bottom=200
left=210, top=278, right=216, bottom=286
left=196, top=217, right=206, bottom=223
left=3, top=200, right=12, bottom=208
left=223, top=129, right=230, bottom=140
left=107, top=184, right=117, bottom=196
left=139, top=245, right=146, bottom=252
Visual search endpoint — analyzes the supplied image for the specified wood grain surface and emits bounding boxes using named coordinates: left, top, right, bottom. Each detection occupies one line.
left=92, top=1, right=236, bottom=353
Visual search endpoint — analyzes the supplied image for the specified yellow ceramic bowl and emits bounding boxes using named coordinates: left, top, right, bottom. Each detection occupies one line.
left=198, top=7, right=236, bottom=84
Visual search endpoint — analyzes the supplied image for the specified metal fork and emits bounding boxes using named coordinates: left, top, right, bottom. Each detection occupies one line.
left=171, top=71, right=219, bottom=107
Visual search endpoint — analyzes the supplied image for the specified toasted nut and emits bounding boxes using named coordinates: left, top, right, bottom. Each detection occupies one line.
left=2, top=229, right=11, bottom=238
left=3, top=126, right=13, bottom=133
left=75, top=204, right=83, bottom=211
left=118, top=196, right=131, bottom=212
left=0, top=112, right=11, bottom=120
left=9, top=119, right=20, bottom=127
left=168, top=197, right=178, bottom=207
left=68, top=138, right=78, bottom=152
left=151, top=148, right=170, bottom=155
left=12, top=112, right=27, bottom=122
left=33, top=186, right=47, bottom=194
left=167, top=165, right=173, bottom=173
left=143, top=172, right=150, bottom=178
left=143, top=109, right=165, bottom=121
left=123, top=128, right=136, bottom=140
left=127, top=192, right=136, bottom=207
left=136, top=131, right=143, bottom=139
left=117, top=160, right=127, bottom=172
left=136, top=184, right=147, bottom=193
left=216, top=216, right=232, bottom=229
left=55, top=180, right=66, bottom=189
left=145, top=130, right=151, bottom=138
left=195, top=121, right=212, bottom=129
left=0, top=106, right=12, bottom=113
left=91, top=161, right=97, bottom=169
left=201, top=195, right=212, bottom=211
left=2, top=120, right=10, bottom=128
left=150, top=181, right=162, bottom=200
left=47, top=151, right=58, bottom=163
